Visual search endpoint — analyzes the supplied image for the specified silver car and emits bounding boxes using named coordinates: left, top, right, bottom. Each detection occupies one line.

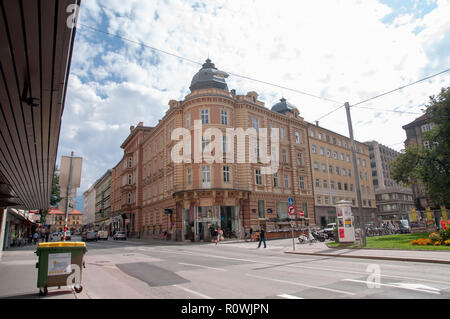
left=113, top=231, right=127, bottom=240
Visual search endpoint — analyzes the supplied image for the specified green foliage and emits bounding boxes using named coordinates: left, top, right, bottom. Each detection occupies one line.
left=391, top=87, right=450, bottom=207
left=50, top=167, right=61, bottom=206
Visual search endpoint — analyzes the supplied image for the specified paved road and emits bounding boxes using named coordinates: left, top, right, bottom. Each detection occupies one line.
left=1, top=237, right=450, bottom=299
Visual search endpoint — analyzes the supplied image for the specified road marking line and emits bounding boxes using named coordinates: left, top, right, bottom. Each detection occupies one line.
left=150, top=249, right=450, bottom=286
left=278, top=294, right=304, bottom=299
left=179, top=262, right=227, bottom=271
left=246, top=273, right=355, bottom=296
left=172, top=285, right=213, bottom=299
left=342, top=279, right=441, bottom=295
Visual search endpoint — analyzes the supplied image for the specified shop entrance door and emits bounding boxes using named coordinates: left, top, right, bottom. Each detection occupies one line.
left=220, top=206, right=236, bottom=238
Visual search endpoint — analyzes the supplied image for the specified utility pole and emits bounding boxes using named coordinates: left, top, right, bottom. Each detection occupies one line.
left=63, top=151, right=74, bottom=241
left=345, top=103, right=367, bottom=247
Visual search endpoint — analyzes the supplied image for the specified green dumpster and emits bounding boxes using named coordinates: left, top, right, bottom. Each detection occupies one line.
left=35, top=242, right=87, bottom=296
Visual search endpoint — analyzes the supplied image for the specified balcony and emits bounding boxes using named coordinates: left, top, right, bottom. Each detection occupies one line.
left=120, top=183, right=135, bottom=192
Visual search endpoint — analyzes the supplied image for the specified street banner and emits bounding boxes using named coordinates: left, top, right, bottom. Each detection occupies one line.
left=59, top=155, right=83, bottom=189
left=411, top=208, right=417, bottom=222
left=441, top=206, right=448, bottom=222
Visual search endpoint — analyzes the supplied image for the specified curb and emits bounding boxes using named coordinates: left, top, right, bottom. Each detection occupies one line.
left=284, top=251, right=450, bottom=265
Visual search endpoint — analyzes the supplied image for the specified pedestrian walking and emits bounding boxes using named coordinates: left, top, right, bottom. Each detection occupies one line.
left=33, top=232, right=38, bottom=244
left=257, top=227, right=266, bottom=248
left=249, top=227, right=253, bottom=241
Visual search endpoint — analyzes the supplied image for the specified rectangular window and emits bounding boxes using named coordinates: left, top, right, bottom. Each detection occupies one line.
left=322, top=163, right=326, bottom=172
left=299, top=176, right=305, bottom=190
left=223, top=166, right=230, bottom=182
left=222, top=136, right=228, bottom=153
left=338, top=182, right=342, bottom=190
left=282, top=150, right=287, bottom=163
left=333, top=151, right=338, bottom=159
left=128, top=157, right=133, bottom=168
left=336, top=166, right=340, bottom=175
left=346, top=155, right=350, bottom=162
left=310, top=130, right=315, bottom=137
left=186, top=113, right=191, bottom=128
left=315, top=178, right=320, bottom=187
left=201, top=109, right=209, bottom=124
left=331, top=181, right=335, bottom=189
left=280, top=127, right=285, bottom=141
left=128, top=174, right=132, bottom=184
left=342, top=168, right=347, bottom=176
left=297, top=153, right=303, bottom=166
left=302, top=202, right=308, bottom=218
left=258, top=200, right=265, bottom=219
left=270, top=124, right=275, bottom=137
left=202, top=136, right=210, bottom=152
left=187, top=168, right=191, bottom=184
left=325, top=196, right=329, bottom=205
left=348, top=169, right=352, bottom=177
left=323, top=180, right=328, bottom=188
left=256, top=169, right=262, bottom=185
left=252, top=117, right=259, bottom=132
left=295, top=132, right=301, bottom=144
left=317, top=196, right=322, bottom=205
left=202, top=166, right=211, bottom=183
left=350, top=184, right=354, bottom=191
left=327, top=149, right=331, bottom=158
left=284, top=174, right=289, bottom=188
left=221, top=110, right=228, bottom=125
left=314, top=162, right=319, bottom=170
left=329, top=165, right=333, bottom=174
left=340, top=153, right=344, bottom=161
left=344, top=183, right=348, bottom=191
left=320, top=147, right=325, bottom=156
left=312, top=145, right=317, bottom=153
left=318, top=132, right=322, bottom=140
left=273, top=172, right=278, bottom=187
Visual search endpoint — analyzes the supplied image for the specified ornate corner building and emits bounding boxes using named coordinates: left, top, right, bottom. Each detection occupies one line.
left=110, top=59, right=316, bottom=241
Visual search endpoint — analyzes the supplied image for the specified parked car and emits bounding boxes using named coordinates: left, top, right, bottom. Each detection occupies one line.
left=97, top=230, right=108, bottom=240
left=113, top=231, right=127, bottom=240
left=323, top=223, right=336, bottom=239
left=82, top=230, right=98, bottom=242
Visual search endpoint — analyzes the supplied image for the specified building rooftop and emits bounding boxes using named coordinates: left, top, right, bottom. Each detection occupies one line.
left=402, top=113, right=427, bottom=130
left=189, top=59, right=229, bottom=92
left=271, top=98, right=299, bottom=115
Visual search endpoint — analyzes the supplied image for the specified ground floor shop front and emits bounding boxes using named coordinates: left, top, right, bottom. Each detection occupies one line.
left=137, top=189, right=315, bottom=242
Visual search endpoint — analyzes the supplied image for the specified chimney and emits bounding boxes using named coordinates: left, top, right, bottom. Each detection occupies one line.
left=315, top=121, right=319, bottom=126
left=231, top=89, right=236, bottom=95
left=130, top=125, right=135, bottom=131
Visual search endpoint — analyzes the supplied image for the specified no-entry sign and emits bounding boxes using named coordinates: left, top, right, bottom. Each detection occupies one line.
left=299, top=210, right=305, bottom=218
left=288, top=205, right=296, bottom=215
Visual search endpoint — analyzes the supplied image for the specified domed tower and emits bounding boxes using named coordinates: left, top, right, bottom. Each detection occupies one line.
left=271, top=97, right=299, bottom=116
left=189, top=58, right=229, bottom=92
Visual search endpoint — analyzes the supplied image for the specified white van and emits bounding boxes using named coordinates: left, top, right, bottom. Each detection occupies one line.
left=97, top=230, right=108, bottom=240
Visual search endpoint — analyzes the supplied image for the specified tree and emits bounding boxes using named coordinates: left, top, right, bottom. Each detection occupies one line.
left=40, top=168, right=61, bottom=224
left=391, top=87, right=450, bottom=207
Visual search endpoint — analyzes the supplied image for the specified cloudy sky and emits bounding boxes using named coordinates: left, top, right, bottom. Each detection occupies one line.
left=58, top=0, right=450, bottom=203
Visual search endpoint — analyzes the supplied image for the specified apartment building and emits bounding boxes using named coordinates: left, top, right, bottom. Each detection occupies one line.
left=402, top=114, right=435, bottom=209
left=307, top=123, right=377, bottom=227
left=94, top=169, right=112, bottom=232
left=111, top=59, right=315, bottom=241
left=82, top=184, right=96, bottom=226
left=365, top=140, right=414, bottom=223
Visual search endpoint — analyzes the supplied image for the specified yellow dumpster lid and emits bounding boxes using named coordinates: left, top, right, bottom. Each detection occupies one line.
left=38, top=241, right=86, bottom=248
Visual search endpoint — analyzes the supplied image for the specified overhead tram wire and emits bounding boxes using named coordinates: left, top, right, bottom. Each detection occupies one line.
left=350, top=68, right=450, bottom=108
left=77, top=23, right=342, bottom=105
left=315, top=68, right=449, bottom=122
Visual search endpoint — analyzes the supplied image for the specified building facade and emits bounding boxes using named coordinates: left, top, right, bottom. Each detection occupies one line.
left=365, top=140, right=414, bottom=223
left=112, top=59, right=315, bottom=241
left=83, top=184, right=96, bottom=227
left=94, top=170, right=112, bottom=233
left=307, top=123, right=377, bottom=227
left=47, top=208, right=83, bottom=234
left=402, top=114, right=435, bottom=209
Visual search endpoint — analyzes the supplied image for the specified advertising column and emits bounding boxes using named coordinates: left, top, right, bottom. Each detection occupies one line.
left=335, top=200, right=355, bottom=244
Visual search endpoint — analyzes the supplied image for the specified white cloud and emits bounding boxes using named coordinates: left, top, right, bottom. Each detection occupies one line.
left=59, top=0, right=450, bottom=193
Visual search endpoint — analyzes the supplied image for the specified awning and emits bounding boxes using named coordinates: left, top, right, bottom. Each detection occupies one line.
left=0, top=0, right=80, bottom=210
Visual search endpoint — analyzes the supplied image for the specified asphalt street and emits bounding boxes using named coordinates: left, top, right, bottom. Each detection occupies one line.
left=1, top=236, right=450, bottom=299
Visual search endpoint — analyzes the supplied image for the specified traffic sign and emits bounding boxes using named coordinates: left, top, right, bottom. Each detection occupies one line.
left=288, top=205, right=296, bottom=215
left=299, top=210, right=304, bottom=218
left=288, top=197, right=294, bottom=206
left=290, top=221, right=295, bottom=227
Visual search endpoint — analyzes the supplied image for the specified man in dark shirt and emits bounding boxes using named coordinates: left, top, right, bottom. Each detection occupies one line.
left=257, top=227, right=266, bottom=248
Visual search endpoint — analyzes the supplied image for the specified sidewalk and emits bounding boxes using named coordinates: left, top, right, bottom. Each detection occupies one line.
left=285, top=242, right=450, bottom=265
left=0, top=246, right=86, bottom=299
